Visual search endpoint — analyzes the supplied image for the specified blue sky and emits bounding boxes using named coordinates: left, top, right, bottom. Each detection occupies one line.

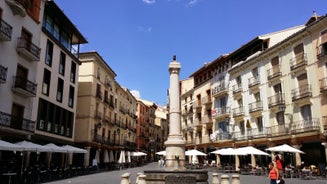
left=55, top=0, right=327, bottom=106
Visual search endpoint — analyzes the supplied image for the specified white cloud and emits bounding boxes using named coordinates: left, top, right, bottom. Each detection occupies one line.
left=137, top=26, right=153, bottom=33
left=130, top=90, right=141, bottom=98
left=188, top=0, right=199, bottom=7
left=142, top=0, right=156, bottom=4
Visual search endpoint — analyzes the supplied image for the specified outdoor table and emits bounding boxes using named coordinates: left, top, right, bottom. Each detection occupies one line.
left=2, top=172, right=17, bottom=184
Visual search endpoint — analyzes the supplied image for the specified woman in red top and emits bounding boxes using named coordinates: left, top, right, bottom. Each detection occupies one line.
left=275, top=155, right=284, bottom=178
left=268, top=162, right=279, bottom=184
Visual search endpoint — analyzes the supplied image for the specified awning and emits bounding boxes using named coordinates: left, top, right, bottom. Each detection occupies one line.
left=61, top=145, right=87, bottom=153
left=0, top=140, right=23, bottom=151
left=15, top=141, right=52, bottom=152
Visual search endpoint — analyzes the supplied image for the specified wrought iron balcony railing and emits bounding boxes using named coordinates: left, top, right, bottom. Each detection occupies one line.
left=267, top=66, right=281, bottom=80
left=0, top=111, right=35, bottom=132
left=291, top=84, right=312, bottom=101
left=290, top=53, right=307, bottom=71
left=249, top=101, right=263, bottom=112
left=12, top=76, right=37, bottom=97
left=0, top=65, right=8, bottom=83
left=268, top=93, right=285, bottom=107
left=290, top=118, right=320, bottom=134
left=0, top=19, right=12, bottom=41
left=16, top=37, right=41, bottom=61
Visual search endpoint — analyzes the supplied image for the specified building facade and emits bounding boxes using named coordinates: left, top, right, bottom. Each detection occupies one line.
left=0, top=0, right=44, bottom=142
left=183, top=14, right=327, bottom=167
left=75, top=51, right=137, bottom=167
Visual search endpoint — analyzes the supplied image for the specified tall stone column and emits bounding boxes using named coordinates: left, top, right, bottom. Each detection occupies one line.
left=164, top=56, right=186, bottom=171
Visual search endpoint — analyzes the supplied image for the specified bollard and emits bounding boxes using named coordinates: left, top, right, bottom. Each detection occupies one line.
left=138, top=174, right=147, bottom=184
left=135, top=172, right=143, bottom=184
left=121, top=173, right=130, bottom=184
left=231, top=174, right=240, bottom=184
left=212, top=173, right=220, bottom=184
left=220, top=174, right=230, bottom=184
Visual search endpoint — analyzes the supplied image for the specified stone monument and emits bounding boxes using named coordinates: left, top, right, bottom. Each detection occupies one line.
left=144, top=56, right=208, bottom=184
left=164, top=55, right=186, bottom=171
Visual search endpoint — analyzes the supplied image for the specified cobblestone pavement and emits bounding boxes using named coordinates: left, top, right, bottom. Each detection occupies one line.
left=44, top=162, right=327, bottom=184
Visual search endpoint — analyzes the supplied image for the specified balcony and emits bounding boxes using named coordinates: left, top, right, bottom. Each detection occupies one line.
left=291, top=84, right=312, bottom=102
left=193, top=100, right=202, bottom=112
left=232, top=83, right=242, bottom=95
left=269, top=124, right=289, bottom=137
left=91, top=129, right=110, bottom=145
left=96, top=90, right=102, bottom=100
left=94, top=111, right=102, bottom=120
left=12, top=76, right=37, bottom=97
left=234, top=131, right=247, bottom=141
left=249, top=101, right=263, bottom=113
left=247, top=127, right=269, bottom=139
left=290, top=118, right=320, bottom=134
left=320, top=77, right=327, bottom=94
left=194, top=118, right=202, bottom=128
left=16, top=37, right=41, bottom=61
left=248, top=75, right=260, bottom=88
left=267, top=66, right=281, bottom=80
left=213, top=131, right=233, bottom=141
left=232, top=106, right=244, bottom=117
left=5, top=0, right=27, bottom=17
left=202, top=115, right=213, bottom=125
left=0, top=19, right=13, bottom=41
left=0, top=111, right=35, bottom=132
left=268, top=93, right=285, bottom=108
left=212, top=107, right=230, bottom=119
left=323, top=116, right=327, bottom=137
left=0, top=65, right=8, bottom=83
left=212, top=83, right=228, bottom=97
left=290, top=53, right=307, bottom=71
left=202, top=96, right=212, bottom=108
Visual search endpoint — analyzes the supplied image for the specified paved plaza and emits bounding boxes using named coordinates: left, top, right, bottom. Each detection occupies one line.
left=44, top=162, right=327, bottom=184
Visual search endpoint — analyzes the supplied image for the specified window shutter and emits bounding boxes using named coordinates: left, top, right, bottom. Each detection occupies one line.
left=321, top=30, right=327, bottom=44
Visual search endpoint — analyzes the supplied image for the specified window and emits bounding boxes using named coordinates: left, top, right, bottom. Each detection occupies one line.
left=57, top=78, right=64, bottom=102
left=256, top=117, right=263, bottom=132
left=21, top=28, right=32, bottom=51
left=68, top=86, right=74, bottom=108
left=254, top=92, right=261, bottom=101
left=11, top=103, right=24, bottom=129
left=301, top=105, right=312, bottom=120
left=293, top=43, right=304, bottom=62
left=320, top=30, right=327, bottom=56
left=42, top=69, right=51, bottom=96
left=59, top=52, right=66, bottom=75
left=97, top=67, right=101, bottom=79
left=45, top=40, right=53, bottom=66
left=252, top=67, right=258, bottom=77
left=276, top=111, right=285, bottom=125
left=274, top=83, right=282, bottom=93
left=70, top=62, right=76, bottom=83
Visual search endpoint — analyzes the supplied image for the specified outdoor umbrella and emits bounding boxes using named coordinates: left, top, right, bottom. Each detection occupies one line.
left=43, top=143, right=67, bottom=153
left=61, top=145, right=87, bottom=153
left=185, top=149, right=207, bottom=156
left=118, top=150, right=126, bottom=163
left=131, top=151, right=147, bottom=156
left=155, top=150, right=166, bottom=156
left=0, top=140, right=23, bottom=151
left=15, top=141, right=52, bottom=152
left=109, top=150, right=115, bottom=163
left=265, top=144, right=304, bottom=154
left=103, top=150, right=109, bottom=163
left=237, top=146, right=270, bottom=156
left=126, top=151, right=131, bottom=163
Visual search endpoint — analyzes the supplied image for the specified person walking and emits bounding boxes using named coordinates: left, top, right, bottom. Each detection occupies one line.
left=275, top=154, right=284, bottom=178
left=268, top=162, right=279, bottom=184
